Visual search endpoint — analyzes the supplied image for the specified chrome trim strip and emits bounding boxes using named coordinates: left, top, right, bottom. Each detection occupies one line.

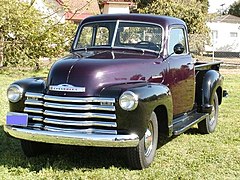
left=44, top=110, right=116, bottom=120
left=44, top=126, right=117, bottom=135
left=44, top=118, right=117, bottom=127
left=24, top=107, right=43, bottom=114
left=111, top=20, right=119, bottom=47
left=44, top=95, right=115, bottom=103
left=25, top=99, right=43, bottom=106
left=44, top=102, right=115, bottom=111
left=29, top=115, right=43, bottom=122
left=173, top=113, right=208, bottom=136
left=4, top=125, right=139, bottom=147
left=25, top=92, right=44, bottom=99
left=28, top=123, right=43, bottom=129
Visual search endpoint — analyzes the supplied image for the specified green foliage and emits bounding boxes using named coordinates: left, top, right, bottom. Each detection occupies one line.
left=138, top=0, right=208, bottom=34
left=137, top=0, right=209, bottom=54
left=228, top=0, right=240, bottom=17
left=0, top=0, right=76, bottom=68
left=134, top=0, right=155, bottom=9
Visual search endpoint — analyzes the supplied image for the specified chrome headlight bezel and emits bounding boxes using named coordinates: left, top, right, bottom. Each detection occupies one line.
left=7, top=84, right=23, bottom=103
left=119, top=91, right=138, bottom=111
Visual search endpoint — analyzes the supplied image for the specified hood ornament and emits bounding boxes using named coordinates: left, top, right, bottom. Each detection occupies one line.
left=49, top=84, right=85, bottom=92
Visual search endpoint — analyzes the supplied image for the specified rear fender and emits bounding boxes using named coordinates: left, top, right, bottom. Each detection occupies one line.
left=196, top=70, right=223, bottom=113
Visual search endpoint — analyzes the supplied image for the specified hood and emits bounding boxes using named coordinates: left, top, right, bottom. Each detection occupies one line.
left=46, top=51, right=162, bottom=96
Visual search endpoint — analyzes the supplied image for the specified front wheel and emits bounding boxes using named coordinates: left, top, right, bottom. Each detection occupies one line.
left=198, top=92, right=219, bottom=134
left=126, top=112, right=158, bottom=169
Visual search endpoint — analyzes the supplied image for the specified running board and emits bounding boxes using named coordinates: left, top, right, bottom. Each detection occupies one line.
left=173, top=113, right=208, bottom=135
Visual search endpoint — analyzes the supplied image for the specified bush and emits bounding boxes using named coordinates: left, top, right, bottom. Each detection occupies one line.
left=0, top=0, right=77, bottom=68
left=138, top=0, right=210, bottom=55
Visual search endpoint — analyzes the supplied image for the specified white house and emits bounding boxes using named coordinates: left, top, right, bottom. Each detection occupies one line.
left=102, top=0, right=133, bottom=14
left=205, top=15, right=240, bottom=54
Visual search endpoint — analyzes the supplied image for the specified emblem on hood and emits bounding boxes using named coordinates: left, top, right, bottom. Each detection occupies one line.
left=49, top=84, right=86, bottom=92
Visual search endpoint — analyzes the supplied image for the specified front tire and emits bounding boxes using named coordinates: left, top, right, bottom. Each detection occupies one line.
left=21, top=140, right=52, bottom=157
left=198, top=92, right=219, bottom=134
left=126, top=112, right=158, bottom=169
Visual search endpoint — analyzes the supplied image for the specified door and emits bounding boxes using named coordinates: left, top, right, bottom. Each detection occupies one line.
left=165, top=26, right=195, bottom=116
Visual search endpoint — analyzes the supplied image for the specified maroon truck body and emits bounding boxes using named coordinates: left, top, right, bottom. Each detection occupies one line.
left=5, top=14, right=224, bottom=169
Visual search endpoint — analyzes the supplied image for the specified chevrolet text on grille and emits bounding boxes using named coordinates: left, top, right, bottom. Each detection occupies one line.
left=49, top=84, right=86, bottom=92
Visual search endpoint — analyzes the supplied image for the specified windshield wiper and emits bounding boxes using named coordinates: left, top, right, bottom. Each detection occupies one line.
left=72, top=52, right=83, bottom=58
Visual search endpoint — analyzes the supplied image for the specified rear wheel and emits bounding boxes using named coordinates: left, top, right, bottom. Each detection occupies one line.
left=198, top=92, right=219, bottom=134
left=21, top=140, right=52, bottom=157
left=126, top=112, right=158, bottom=169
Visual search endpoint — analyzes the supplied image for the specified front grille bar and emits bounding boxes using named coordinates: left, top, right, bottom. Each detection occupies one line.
left=44, top=110, right=116, bottom=119
left=24, top=107, right=43, bottom=114
left=25, top=92, right=115, bottom=103
left=44, top=95, right=115, bottom=103
left=44, top=102, right=116, bottom=111
left=44, top=118, right=117, bottom=127
left=25, top=100, right=115, bottom=111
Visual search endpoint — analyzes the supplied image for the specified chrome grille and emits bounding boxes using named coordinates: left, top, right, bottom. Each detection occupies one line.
left=24, top=92, right=117, bottom=134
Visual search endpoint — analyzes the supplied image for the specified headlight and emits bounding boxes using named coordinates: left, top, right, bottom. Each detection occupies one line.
left=119, top=91, right=138, bottom=111
left=7, top=84, right=23, bottom=103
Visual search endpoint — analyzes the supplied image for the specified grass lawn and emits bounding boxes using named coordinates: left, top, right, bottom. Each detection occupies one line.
left=0, top=67, right=239, bottom=179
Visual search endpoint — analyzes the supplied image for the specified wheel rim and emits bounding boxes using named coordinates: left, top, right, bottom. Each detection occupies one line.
left=144, top=121, right=154, bottom=157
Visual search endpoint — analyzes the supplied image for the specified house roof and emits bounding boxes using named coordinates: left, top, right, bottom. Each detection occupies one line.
left=211, top=15, right=240, bottom=24
left=102, top=0, right=132, bottom=3
left=56, top=0, right=100, bottom=21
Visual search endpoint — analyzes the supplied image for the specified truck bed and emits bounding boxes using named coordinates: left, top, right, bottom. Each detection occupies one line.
left=195, top=61, right=222, bottom=71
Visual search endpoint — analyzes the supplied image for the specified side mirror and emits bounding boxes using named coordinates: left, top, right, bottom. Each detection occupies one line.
left=173, top=43, right=185, bottom=54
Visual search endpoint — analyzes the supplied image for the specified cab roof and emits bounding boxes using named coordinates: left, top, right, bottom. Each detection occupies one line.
left=81, top=13, right=186, bottom=27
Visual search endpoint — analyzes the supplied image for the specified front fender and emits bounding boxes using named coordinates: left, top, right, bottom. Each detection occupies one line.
left=100, top=83, right=172, bottom=139
left=8, top=78, right=46, bottom=112
left=196, top=70, right=223, bottom=113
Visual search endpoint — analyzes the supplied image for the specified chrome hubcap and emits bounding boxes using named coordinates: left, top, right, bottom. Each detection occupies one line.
left=144, top=121, right=153, bottom=157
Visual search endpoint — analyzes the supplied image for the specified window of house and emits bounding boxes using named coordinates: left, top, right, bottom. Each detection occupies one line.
left=230, top=32, right=238, bottom=37
left=168, top=27, right=187, bottom=55
left=212, top=30, right=218, bottom=39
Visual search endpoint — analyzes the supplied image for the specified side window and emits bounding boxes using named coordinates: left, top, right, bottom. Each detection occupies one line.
left=168, top=28, right=187, bottom=55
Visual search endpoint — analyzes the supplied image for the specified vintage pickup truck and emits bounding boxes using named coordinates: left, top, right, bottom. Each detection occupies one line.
left=4, top=14, right=224, bottom=169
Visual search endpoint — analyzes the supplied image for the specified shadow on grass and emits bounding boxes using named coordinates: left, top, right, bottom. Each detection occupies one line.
left=0, top=125, right=131, bottom=172
left=184, top=128, right=201, bottom=135
left=0, top=125, right=202, bottom=172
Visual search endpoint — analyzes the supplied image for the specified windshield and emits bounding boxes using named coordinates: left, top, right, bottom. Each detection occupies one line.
left=75, top=21, right=163, bottom=52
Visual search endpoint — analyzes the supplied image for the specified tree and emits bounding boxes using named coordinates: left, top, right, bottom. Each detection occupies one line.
left=228, top=0, right=240, bottom=17
left=0, top=0, right=76, bottom=68
left=137, top=0, right=210, bottom=54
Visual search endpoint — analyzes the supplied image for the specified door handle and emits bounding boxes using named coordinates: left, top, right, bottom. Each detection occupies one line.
left=151, top=74, right=163, bottom=79
left=187, top=62, right=194, bottom=66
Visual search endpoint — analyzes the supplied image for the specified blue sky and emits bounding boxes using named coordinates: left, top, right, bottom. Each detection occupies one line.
left=208, top=0, right=237, bottom=13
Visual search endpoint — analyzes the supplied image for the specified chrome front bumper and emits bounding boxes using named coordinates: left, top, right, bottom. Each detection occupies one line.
left=4, top=125, right=139, bottom=147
